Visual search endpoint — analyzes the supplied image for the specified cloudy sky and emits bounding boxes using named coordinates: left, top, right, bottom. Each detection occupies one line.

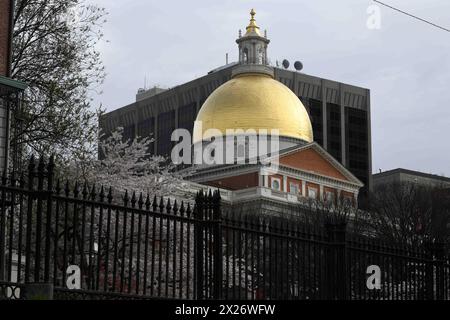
left=90, top=0, right=450, bottom=177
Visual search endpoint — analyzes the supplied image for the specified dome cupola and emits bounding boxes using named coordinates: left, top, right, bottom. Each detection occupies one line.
left=193, top=9, right=313, bottom=145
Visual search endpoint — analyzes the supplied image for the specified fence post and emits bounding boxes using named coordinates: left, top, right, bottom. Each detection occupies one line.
left=424, top=240, right=439, bottom=300
left=194, top=190, right=205, bottom=300
left=325, top=220, right=348, bottom=300
left=44, top=155, right=54, bottom=283
left=0, top=173, right=6, bottom=281
left=24, top=156, right=36, bottom=283
left=33, top=157, right=45, bottom=282
left=426, top=241, right=446, bottom=300
left=212, top=190, right=222, bottom=300
left=434, top=242, right=446, bottom=300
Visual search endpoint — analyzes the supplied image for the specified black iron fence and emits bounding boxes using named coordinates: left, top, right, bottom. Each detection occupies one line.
left=0, top=157, right=449, bottom=300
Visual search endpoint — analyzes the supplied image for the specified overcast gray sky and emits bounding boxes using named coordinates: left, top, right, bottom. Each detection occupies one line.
left=90, top=0, right=450, bottom=177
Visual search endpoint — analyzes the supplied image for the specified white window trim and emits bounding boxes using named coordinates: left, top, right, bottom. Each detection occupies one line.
left=289, top=182, right=300, bottom=194
left=307, top=187, right=318, bottom=199
left=325, top=191, right=335, bottom=203
left=271, top=177, right=281, bottom=191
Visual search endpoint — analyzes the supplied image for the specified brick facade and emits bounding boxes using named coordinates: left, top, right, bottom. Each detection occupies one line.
left=280, top=148, right=348, bottom=181
left=206, top=172, right=259, bottom=190
left=0, top=0, right=12, bottom=76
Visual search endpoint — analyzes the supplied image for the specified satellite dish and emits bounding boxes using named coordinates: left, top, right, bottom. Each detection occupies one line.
left=282, top=59, right=290, bottom=69
left=294, top=61, right=303, bottom=71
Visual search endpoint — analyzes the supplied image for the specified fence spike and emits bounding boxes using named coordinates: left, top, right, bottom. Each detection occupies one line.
left=173, top=200, right=178, bottom=215
left=138, top=193, right=144, bottom=208
left=123, top=190, right=129, bottom=206
left=90, top=183, right=97, bottom=201
left=159, top=196, right=164, bottom=213
left=180, top=201, right=185, bottom=216
left=195, top=189, right=204, bottom=205
left=145, top=194, right=151, bottom=210
left=208, top=189, right=213, bottom=201
left=131, top=191, right=137, bottom=208
left=152, top=195, right=158, bottom=211
left=99, top=185, right=105, bottom=201
left=107, top=187, right=113, bottom=203
left=166, top=198, right=172, bottom=213
left=186, top=202, right=192, bottom=217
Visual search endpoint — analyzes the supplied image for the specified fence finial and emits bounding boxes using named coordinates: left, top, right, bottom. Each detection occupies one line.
left=159, top=196, right=164, bottom=212
left=123, top=190, right=129, bottom=206
left=107, top=186, right=113, bottom=203
left=131, top=191, right=137, bottom=207
left=90, top=183, right=97, bottom=200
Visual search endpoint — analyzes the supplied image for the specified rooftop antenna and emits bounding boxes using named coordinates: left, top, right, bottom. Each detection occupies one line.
left=144, top=76, right=147, bottom=90
left=226, top=53, right=229, bottom=65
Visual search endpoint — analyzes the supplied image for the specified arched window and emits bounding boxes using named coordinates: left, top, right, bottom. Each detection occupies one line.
left=243, top=48, right=249, bottom=64
left=237, top=144, right=245, bottom=157
left=258, top=47, right=264, bottom=64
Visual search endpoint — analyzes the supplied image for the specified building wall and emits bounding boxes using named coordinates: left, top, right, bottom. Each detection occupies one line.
left=206, top=172, right=259, bottom=190
left=100, top=65, right=372, bottom=193
left=0, top=100, right=9, bottom=171
left=280, top=148, right=348, bottom=181
left=0, top=0, right=12, bottom=173
left=0, top=0, right=11, bottom=76
left=373, top=169, right=450, bottom=189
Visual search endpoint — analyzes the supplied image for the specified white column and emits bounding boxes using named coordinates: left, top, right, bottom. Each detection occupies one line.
left=283, top=175, right=287, bottom=192
left=320, top=185, right=324, bottom=200
left=263, top=175, right=269, bottom=188
left=301, top=181, right=306, bottom=196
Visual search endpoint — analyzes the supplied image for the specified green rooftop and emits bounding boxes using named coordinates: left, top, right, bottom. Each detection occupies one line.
left=0, top=74, right=27, bottom=97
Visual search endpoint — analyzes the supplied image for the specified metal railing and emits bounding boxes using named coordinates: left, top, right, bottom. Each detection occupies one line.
left=0, top=156, right=449, bottom=300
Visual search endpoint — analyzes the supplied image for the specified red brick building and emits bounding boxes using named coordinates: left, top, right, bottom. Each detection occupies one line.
left=0, top=0, right=27, bottom=173
left=0, top=0, right=13, bottom=76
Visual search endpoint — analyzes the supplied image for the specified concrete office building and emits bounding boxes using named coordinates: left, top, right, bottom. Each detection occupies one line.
left=99, top=12, right=372, bottom=196
left=373, top=168, right=450, bottom=189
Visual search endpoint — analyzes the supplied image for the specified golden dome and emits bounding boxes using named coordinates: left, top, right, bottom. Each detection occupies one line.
left=193, top=73, right=313, bottom=144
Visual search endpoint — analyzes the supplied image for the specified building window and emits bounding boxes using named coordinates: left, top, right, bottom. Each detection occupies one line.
left=157, top=110, right=175, bottom=156
left=271, top=178, right=281, bottom=191
left=308, top=187, right=317, bottom=199
left=178, top=102, right=197, bottom=135
left=237, top=144, right=245, bottom=158
left=342, top=196, right=353, bottom=206
left=325, top=191, right=335, bottom=203
left=289, top=182, right=299, bottom=194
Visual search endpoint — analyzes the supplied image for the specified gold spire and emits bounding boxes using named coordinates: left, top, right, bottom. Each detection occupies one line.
left=245, top=8, right=261, bottom=36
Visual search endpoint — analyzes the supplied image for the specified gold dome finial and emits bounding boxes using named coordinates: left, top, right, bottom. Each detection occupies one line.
left=245, top=8, right=261, bottom=36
